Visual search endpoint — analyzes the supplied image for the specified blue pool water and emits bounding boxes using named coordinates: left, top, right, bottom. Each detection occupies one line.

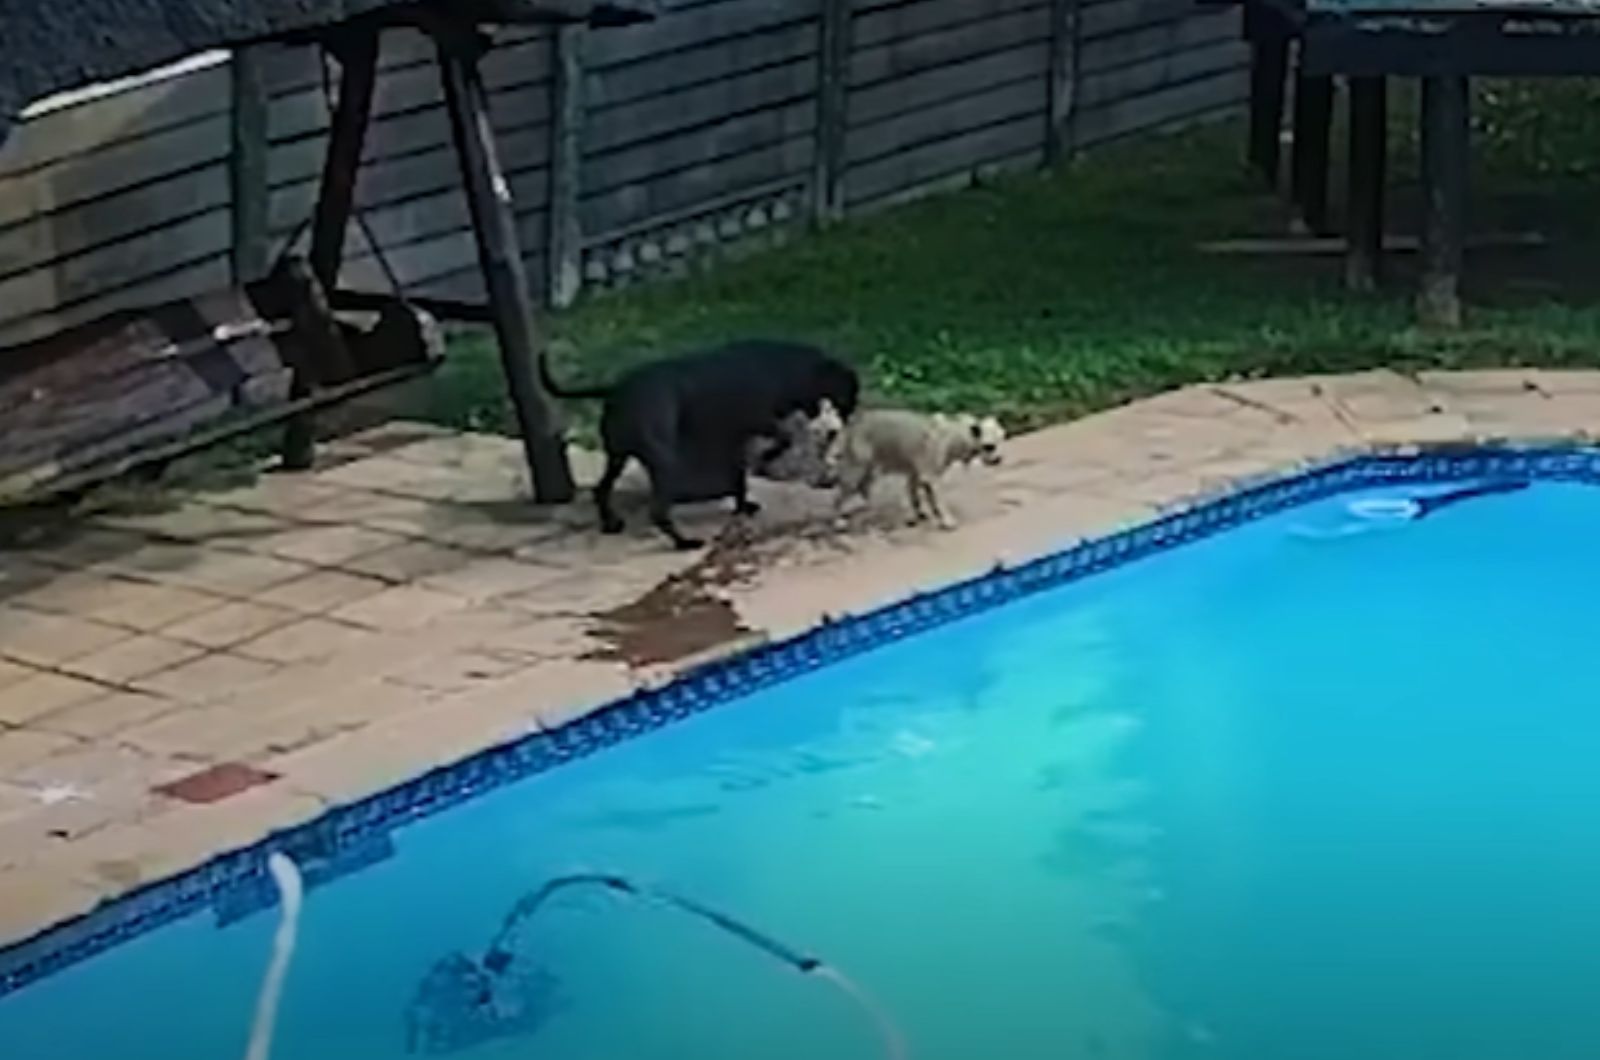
left=5, top=478, right=1600, bottom=1060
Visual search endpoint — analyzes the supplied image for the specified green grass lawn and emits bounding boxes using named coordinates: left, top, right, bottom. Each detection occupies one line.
left=17, top=82, right=1600, bottom=536
left=424, top=81, right=1600, bottom=442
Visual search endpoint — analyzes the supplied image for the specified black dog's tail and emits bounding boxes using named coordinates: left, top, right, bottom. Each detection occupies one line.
left=538, top=347, right=609, bottom=400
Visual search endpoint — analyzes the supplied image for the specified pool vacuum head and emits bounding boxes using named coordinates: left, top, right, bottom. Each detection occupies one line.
left=404, top=950, right=565, bottom=1055
left=402, top=872, right=905, bottom=1059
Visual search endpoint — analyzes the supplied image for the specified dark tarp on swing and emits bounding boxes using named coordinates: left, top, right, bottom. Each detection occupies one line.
left=0, top=0, right=657, bottom=150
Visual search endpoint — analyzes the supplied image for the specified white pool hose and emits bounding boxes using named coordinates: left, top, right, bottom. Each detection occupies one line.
left=245, top=852, right=304, bottom=1060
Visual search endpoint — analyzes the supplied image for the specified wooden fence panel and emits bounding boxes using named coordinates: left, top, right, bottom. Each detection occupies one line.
left=841, top=1, right=1052, bottom=211
left=579, top=0, right=822, bottom=257
left=0, top=60, right=233, bottom=347
left=0, top=0, right=1249, bottom=334
left=1075, top=0, right=1247, bottom=149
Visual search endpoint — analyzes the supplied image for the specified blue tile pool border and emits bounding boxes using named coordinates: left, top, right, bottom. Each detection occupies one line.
left=3, top=442, right=1599, bottom=998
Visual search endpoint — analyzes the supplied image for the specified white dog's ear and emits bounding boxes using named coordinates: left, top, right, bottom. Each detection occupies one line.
left=816, top=399, right=843, bottom=433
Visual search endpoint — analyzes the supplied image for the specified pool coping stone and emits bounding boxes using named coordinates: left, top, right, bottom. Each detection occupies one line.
left=3, top=368, right=1600, bottom=996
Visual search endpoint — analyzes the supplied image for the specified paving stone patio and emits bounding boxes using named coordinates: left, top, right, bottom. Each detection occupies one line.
left=3, top=367, right=1599, bottom=948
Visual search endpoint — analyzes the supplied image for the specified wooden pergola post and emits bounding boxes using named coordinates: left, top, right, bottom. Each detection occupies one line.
left=271, top=15, right=578, bottom=502
left=1344, top=76, right=1387, bottom=292
left=433, top=20, right=576, bottom=503
left=1290, top=65, right=1334, bottom=234
left=1246, top=7, right=1290, bottom=188
left=1418, top=75, right=1470, bottom=328
left=281, top=29, right=376, bottom=471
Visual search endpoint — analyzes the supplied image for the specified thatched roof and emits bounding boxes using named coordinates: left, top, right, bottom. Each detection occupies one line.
left=0, top=0, right=656, bottom=148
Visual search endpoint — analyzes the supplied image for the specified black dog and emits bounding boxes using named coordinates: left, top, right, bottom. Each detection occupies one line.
left=540, top=339, right=860, bottom=550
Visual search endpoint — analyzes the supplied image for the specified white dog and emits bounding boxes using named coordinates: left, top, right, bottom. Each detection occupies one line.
left=830, top=408, right=1005, bottom=529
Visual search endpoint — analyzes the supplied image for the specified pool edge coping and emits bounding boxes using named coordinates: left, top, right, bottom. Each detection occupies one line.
left=5, top=432, right=1600, bottom=998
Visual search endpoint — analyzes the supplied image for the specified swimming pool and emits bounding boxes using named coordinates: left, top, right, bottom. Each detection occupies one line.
left=4, top=449, right=1600, bottom=1060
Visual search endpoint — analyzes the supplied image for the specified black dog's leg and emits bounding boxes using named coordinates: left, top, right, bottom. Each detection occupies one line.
left=650, top=487, right=702, bottom=550
left=594, top=453, right=628, bottom=535
left=729, top=450, right=759, bottom=517
left=636, top=450, right=702, bottom=551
